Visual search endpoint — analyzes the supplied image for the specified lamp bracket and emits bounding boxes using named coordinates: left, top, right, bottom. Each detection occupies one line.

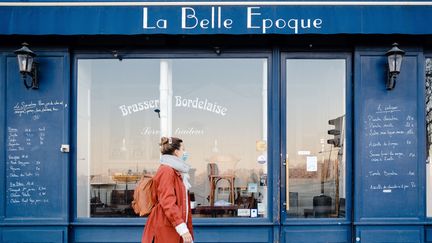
left=23, top=62, right=39, bottom=89
left=386, top=71, right=398, bottom=90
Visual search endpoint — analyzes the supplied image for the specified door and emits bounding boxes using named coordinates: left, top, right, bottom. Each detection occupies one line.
left=280, top=53, right=353, bottom=243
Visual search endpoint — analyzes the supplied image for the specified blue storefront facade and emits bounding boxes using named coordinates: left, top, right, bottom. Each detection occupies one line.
left=1, top=1, right=432, bottom=242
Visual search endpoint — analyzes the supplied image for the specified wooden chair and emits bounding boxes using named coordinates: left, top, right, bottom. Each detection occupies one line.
left=235, top=191, right=256, bottom=209
left=208, top=163, right=235, bottom=206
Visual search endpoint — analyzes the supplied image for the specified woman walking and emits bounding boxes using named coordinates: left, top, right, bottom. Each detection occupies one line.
left=142, top=137, right=194, bottom=243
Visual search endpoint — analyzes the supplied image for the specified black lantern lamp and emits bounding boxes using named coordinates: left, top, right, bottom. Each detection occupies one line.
left=14, top=43, right=38, bottom=89
left=385, top=43, right=405, bottom=90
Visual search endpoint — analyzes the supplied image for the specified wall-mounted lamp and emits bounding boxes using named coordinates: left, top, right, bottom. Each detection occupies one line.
left=385, top=43, right=405, bottom=90
left=14, top=43, right=38, bottom=89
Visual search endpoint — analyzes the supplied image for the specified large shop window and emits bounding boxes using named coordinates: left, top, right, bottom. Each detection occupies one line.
left=426, top=58, right=432, bottom=217
left=77, top=58, right=268, bottom=218
left=286, top=59, right=346, bottom=218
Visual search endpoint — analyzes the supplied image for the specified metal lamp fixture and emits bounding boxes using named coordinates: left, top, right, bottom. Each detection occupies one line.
left=14, top=43, right=38, bottom=89
left=385, top=43, right=405, bottom=90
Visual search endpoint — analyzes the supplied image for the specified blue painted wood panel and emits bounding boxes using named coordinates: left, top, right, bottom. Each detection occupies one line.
left=1, top=226, right=66, bottom=243
left=2, top=50, right=70, bottom=223
left=1, top=5, right=432, bottom=35
left=425, top=226, right=432, bottom=242
left=281, top=225, right=351, bottom=243
left=356, top=226, right=424, bottom=243
left=0, top=53, right=6, bottom=223
left=354, top=48, right=425, bottom=222
left=73, top=226, right=143, bottom=243
left=73, top=226, right=274, bottom=243
left=193, top=226, right=273, bottom=242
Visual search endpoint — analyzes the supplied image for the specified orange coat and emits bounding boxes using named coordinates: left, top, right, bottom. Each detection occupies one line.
left=142, top=165, right=194, bottom=243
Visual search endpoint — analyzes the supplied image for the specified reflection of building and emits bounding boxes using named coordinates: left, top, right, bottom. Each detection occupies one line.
left=290, top=160, right=338, bottom=180
left=90, top=175, right=116, bottom=205
left=89, top=173, right=143, bottom=217
left=289, top=167, right=319, bottom=179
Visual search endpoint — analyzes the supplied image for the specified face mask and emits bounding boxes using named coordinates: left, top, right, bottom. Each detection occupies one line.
left=182, top=151, right=189, bottom=162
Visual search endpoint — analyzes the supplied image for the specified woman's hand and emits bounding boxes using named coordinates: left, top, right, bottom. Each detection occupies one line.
left=181, top=232, right=193, bottom=243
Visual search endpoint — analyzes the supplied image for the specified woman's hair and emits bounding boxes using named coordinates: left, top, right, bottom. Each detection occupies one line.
left=159, top=137, right=183, bottom=155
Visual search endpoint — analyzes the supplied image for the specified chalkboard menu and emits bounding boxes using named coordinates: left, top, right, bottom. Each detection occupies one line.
left=363, top=102, right=418, bottom=214
left=357, top=54, right=421, bottom=219
left=7, top=101, right=64, bottom=206
left=5, top=55, right=68, bottom=219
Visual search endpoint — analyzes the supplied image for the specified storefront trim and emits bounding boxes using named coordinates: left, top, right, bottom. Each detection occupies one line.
left=70, top=219, right=277, bottom=226
left=0, top=53, right=5, bottom=224
left=354, top=221, right=429, bottom=225
left=1, top=4, right=432, bottom=35
left=2, top=1, right=432, bottom=6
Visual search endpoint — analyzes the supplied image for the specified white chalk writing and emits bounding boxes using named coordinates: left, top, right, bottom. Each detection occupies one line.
left=364, top=103, right=417, bottom=194
left=7, top=126, right=50, bottom=205
left=13, top=100, right=65, bottom=120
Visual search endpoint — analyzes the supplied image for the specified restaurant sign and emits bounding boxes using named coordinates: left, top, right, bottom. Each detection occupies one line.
left=0, top=3, right=432, bottom=35
left=143, top=6, right=323, bottom=34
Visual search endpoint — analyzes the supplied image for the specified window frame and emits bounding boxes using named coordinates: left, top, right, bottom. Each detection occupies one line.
left=71, top=49, right=278, bottom=226
left=280, top=52, right=353, bottom=225
left=424, top=54, right=432, bottom=220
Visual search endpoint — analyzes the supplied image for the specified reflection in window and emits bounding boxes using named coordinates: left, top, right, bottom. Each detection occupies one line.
left=77, top=58, right=268, bottom=218
left=286, top=59, right=346, bottom=218
left=426, top=58, right=432, bottom=217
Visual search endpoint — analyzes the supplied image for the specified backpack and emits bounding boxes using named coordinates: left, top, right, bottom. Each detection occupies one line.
left=131, top=175, right=155, bottom=217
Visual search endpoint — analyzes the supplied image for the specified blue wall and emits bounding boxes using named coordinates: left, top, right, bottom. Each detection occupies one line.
left=0, top=44, right=430, bottom=242
left=1, top=4, right=432, bottom=35
left=0, top=50, right=70, bottom=242
left=354, top=48, right=426, bottom=242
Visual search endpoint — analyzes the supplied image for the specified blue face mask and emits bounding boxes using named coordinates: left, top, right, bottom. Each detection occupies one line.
left=182, top=151, right=189, bottom=162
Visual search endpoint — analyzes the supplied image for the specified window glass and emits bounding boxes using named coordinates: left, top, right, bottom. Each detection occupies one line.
left=77, top=59, right=161, bottom=217
left=77, top=58, right=268, bottom=218
left=426, top=58, right=432, bottom=217
left=286, top=59, right=346, bottom=218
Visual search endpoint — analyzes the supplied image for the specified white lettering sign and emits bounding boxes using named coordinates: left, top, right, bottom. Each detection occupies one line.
left=119, top=96, right=228, bottom=117
left=181, top=7, right=233, bottom=30
left=143, top=6, right=323, bottom=34
left=143, top=7, right=167, bottom=29
left=246, top=7, right=322, bottom=34
left=119, top=99, right=160, bottom=116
